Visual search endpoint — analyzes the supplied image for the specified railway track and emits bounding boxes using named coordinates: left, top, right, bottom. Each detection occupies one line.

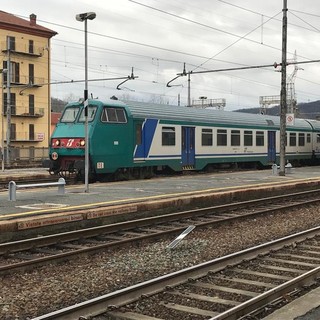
left=1, top=189, right=320, bottom=276
left=33, top=226, right=320, bottom=320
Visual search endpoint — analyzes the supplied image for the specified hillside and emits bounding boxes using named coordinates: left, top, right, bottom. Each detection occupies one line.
left=235, top=100, right=320, bottom=119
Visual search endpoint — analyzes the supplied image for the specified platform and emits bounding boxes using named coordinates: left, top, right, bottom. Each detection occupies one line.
left=0, top=166, right=319, bottom=217
left=0, top=165, right=319, bottom=238
left=263, top=287, right=320, bottom=320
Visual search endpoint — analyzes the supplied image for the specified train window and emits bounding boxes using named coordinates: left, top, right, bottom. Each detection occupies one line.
left=244, top=130, right=253, bottom=146
left=202, top=129, right=213, bottom=146
left=136, top=124, right=142, bottom=145
left=317, top=134, right=320, bottom=143
left=78, top=105, right=97, bottom=122
left=101, top=108, right=127, bottom=123
left=231, top=130, right=240, bottom=146
left=60, top=106, right=80, bottom=123
left=256, top=131, right=264, bottom=146
left=217, top=129, right=227, bottom=146
left=298, top=133, right=305, bottom=146
left=162, top=127, right=175, bottom=146
left=307, top=134, right=311, bottom=143
left=289, top=133, right=296, bottom=146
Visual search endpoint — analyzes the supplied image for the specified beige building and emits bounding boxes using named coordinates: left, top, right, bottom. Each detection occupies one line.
left=0, top=11, right=56, bottom=164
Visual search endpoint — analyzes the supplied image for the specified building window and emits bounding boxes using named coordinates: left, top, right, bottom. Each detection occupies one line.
left=29, top=147, right=35, bottom=160
left=217, top=129, right=227, bottom=146
left=11, top=123, right=16, bottom=140
left=29, top=124, right=35, bottom=140
left=244, top=130, right=253, bottom=146
left=29, top=95, right=35, bottom=115
left=202, top=128, right=213, bottom=146
left=3, top=93, right=16, bottom=115
left=162, top=127, right=175, bottom=146
left=10, top=62, right=20, bottom=83
left=29, top=40, right=34, bottom=54
left=289, top=133, right=296, bottom=146
left=29, top=64, right=34, bottom=84
left=298, top=133, right=305, bottom=146
left=8, top=36, right=15, bottom=51
left=256, top=131, right=264, bottom=146
left=231, top=130, right=240, bottom=146
left=101, top=108, right=127, bottom=123
left=1, top=61, right=19, bottom=84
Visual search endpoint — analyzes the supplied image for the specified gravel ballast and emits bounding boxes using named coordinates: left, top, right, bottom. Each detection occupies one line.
left=1, top=204, right=320, bottom=319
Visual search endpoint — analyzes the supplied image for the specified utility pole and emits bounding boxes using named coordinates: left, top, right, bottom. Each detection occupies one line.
left=6, top=36, right=11, bottom=167
left=279, top=0, right=287, bottom=176
left=187, top=73, right=191, bottom=107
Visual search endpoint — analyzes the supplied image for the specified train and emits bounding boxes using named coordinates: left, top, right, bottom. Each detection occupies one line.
left=43, top=98, right=320, bottom=180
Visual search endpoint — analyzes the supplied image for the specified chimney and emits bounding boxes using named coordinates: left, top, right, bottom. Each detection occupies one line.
left=30, top=13, right=37, bottom=26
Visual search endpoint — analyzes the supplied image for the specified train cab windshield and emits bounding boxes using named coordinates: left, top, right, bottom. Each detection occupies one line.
left=60, top=106, right=80, bottom=123
left=78, top=105, right=97, bottom=122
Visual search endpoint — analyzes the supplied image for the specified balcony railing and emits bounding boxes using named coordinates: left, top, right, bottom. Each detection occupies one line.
left=3, top=106, right=45, bottom=118
left=6, top=132, right=45, bottom=142
left=9, top=75, right=45, bottom=87
left=1, top=41, right=43, bottom=57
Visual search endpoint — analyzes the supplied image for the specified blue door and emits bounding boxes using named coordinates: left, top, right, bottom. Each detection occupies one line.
left=268, top=131, right=276, bottom=162
left=182, top=127, right=195, bottom=167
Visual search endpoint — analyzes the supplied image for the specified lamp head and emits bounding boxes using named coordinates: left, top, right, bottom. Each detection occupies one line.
left=76, top=12, right=96, bottom=22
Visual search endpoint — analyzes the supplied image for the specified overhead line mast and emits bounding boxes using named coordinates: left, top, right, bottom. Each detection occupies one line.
left=279, top=0, right=288, bottom=176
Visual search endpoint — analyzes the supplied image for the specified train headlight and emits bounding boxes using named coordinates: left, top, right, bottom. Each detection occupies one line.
left=80, top=140, right=85, bottom=146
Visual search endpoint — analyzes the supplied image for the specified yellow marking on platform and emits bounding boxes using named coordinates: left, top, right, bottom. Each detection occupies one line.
left=2, top=176, right=320, bottom=220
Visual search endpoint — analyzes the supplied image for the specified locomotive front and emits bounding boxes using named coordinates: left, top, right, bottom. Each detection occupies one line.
left=45, top=101, right=98, bottom=178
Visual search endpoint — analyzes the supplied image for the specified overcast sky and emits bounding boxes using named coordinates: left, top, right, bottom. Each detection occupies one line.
left=3, top=0, right=320, bottom=110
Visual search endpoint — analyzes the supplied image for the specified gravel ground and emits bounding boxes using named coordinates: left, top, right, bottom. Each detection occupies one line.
left=1, top=204, right=320, bottom=319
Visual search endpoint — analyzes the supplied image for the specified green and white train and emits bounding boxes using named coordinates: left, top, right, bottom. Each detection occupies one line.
left=45, top=99, right=320, bottom=179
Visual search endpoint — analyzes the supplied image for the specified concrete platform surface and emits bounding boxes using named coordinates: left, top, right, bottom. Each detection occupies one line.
left=263, top=287, right=320, bottom=320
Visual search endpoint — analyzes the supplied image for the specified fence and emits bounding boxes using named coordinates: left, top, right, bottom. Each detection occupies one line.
left=1, top=147, right=49, bottom=167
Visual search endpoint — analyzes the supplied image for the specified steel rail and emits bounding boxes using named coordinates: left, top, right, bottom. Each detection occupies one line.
left=208, top=266, right=320, bottom=320
left=32, top=226, right=320, bottom=319
left=1, top=189, right=320, bottom=275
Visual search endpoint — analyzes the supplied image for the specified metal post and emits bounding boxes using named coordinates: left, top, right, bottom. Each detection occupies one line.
left=279, top=0, right=287, bottom=176
left=57, top=177, right=66, bottom=195
left=187, top=73, right=191, bottom=107
left=1, top=69, right=7, bottom=172
left=84, top=18, right=89, bottom=193
left=76, top=12, right=96, bottom=193
left=8, top=181, right=16, bottom=201
left=6, top=36, right=11, bottom=167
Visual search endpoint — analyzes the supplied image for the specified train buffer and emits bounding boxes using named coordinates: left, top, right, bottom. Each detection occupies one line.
left=8, top=178, right=66, bottom=201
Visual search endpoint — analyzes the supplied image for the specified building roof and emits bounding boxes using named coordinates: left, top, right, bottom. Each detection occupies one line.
left=51, top=112, right=61, bottom=125
left=0, top=11, right=57, bottom=38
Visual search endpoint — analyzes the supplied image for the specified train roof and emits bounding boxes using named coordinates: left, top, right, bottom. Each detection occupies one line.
left=113, top=100, right=315, bottom=131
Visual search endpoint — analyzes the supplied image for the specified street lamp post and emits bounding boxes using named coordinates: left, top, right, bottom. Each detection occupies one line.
left=76, top=11, right=96, bottom=193
left=0, top=69, right=7, bottom=172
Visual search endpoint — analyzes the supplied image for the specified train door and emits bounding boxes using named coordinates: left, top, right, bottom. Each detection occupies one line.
left=267, top=131, right=276, bottom=162
left=182, top=127, right=195, bottom=167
